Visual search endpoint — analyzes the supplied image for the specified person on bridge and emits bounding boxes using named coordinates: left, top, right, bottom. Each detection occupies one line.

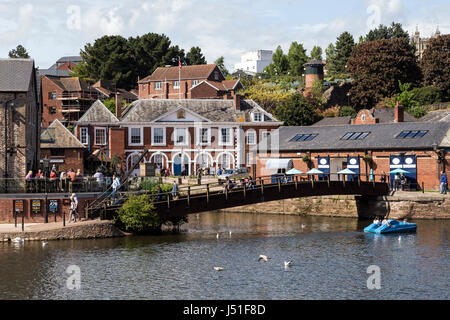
left=111, top=174, right=120, bottom=202
left=440, top=171, right=448, bottom=194
left=171, top=181, right=179, bottom=200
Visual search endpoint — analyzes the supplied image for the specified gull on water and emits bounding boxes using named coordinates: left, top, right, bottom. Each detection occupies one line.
left=213, top=267, right=224, bottom=271
left=284, top=261, right=292, bottom=268
left=42, top=241, right=48, bottom=247
left=258, top=255, right=269, bottom=262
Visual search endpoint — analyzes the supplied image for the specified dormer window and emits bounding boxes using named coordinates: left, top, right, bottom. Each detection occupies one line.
left=253, top=112, right=263, bottom=122
left=214, top=71, right=219, bottom=80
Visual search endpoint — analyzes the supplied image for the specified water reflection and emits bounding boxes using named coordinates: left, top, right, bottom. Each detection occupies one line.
left=0, top=212, right=448, bottom=300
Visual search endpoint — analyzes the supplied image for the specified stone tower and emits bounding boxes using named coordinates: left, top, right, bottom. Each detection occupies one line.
left=303, top=59, right=324, bottom=96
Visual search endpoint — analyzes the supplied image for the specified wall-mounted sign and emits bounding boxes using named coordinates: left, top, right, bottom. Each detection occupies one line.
left=31, top=199, right=42, bottom=214
left=48, top=199, right=58, bottom=213
left=13, top=200, right=24, bottom=214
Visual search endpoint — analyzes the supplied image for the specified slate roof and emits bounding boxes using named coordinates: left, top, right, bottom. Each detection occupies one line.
left=139, top=64, right=219, bottom=83
left=56, top=56, right=82, bottom=64
left=0, top=59, right=34, bottom=92
left=40, top=119, right=85, bottom=149
left=419, top=109, right=450, bottom=122
left=49, top=77, right=92, bottom=92
left=270, top=122, right=450, bottom=152
left=312, top=116, right=352, bottom=126
left=77, top=100, right=119, bottom=123
left=120, top=99, right=279, bottom=123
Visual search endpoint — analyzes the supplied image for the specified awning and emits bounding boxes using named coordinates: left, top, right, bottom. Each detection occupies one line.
left=265, top=159, right=293, bottom=169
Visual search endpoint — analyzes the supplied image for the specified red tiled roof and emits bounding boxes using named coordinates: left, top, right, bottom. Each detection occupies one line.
left=139, top=64, right=218, bottom=83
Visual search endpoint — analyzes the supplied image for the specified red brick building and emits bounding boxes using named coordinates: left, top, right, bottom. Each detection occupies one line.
left=138, top=64, right=243, bottom=100
left=256, top=121, right=449, bottom=191
left=75, top=97, right=281, bottom=176
left=41, top=76, right=99, bottom=128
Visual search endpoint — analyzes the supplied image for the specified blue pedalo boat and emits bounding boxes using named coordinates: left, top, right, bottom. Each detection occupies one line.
left=364, top=220, right=417, bottom=234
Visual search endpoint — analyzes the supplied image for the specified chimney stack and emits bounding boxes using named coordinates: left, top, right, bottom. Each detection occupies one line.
left=233, top=93, right=241, bottom=111
left=394, top=101, right=404, bottom=123
left=115, top=92, right=122, bottom=118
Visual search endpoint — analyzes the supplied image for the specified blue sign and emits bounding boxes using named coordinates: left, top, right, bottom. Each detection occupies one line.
left=347, top=156, right=360, bottom=181
left=390, top=155, right=417, bottom=188
left=318, top=156, right=330, bottom=181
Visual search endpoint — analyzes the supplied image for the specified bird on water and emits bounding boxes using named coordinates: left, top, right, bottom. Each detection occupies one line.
left=284, top=261, right=292, bottom=268
left=213, top=267, right=224, bottom=271
left=258, top=255, right=269, bottom=262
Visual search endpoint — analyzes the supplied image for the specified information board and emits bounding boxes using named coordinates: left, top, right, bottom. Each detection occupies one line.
left=49, top=199, right=58, bottom=213
left=31, top=199, right=42, bottom=214
left=13, top=200, right=24, bottom=214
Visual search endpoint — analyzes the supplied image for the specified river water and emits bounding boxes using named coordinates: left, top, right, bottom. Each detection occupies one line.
left=0, top=212, right=448, bottom=300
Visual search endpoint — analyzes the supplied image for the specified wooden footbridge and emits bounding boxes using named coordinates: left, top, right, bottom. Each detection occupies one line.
left=86, top=175, right=390, bottom=220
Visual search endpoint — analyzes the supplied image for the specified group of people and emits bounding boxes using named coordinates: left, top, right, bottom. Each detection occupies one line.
left=392, top=173, right=407, bottom=191
left=25, top=167, right=83, bottom=193
left=224, top=176, right=255, bottom=192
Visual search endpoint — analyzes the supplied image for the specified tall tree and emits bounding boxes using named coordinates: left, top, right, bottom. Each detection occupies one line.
left=8, top=45, right=30, bottom=58
left=310, top=46, right=323, bottom=61
left=324, top=43, right=337, bottom=75
left=287, top=42, right=308, bottom=76
left=334, top=32, right=355, bottom=74
left=421, top=34, right=450, bottom=99
left=347, top=38, right=421, bottom=110
left=264, top=45, right=289, bottom=76
left=186, top=46, right=207, bottom=65
left=364, top=22, right=409, bottom=42
left=214, top=56, right=229, bottom=76
left=275, top=93, right=322, bottom=126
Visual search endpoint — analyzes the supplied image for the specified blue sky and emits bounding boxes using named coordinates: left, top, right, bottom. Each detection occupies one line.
left=0, top=0, right=448, bottom=71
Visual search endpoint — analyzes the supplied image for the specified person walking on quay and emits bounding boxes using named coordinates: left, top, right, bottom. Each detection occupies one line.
left=400, top=173, right=406, bottom=191
left=69, top=193, right=79, bottom=223
left=440, top=171, right=448, bottom=194
left=171, top=181, right=179, bottom=200
left=393, top=173, right=400, bottom=191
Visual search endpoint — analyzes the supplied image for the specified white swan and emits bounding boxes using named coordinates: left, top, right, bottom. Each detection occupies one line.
left=42, top=241, right=48, bottom=247
left=284, top=261, right=292, bottom=268
left=12, top=237, right=24, bottom=243
left=213, top=267, right=224, bottom=271
left=216, top=233, right=219, bottom=239
left=258, top=255, right=269, bottom=262
left=229, top=230, right=232, bottom=237
left=301, top=224, right=306, bottom=229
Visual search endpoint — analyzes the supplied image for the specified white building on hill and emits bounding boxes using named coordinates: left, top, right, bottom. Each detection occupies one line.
left=234, top=50, right=273, bottom=75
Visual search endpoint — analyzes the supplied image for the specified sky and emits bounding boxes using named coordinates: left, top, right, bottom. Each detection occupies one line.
left=0, top=0, right=449, bottom=72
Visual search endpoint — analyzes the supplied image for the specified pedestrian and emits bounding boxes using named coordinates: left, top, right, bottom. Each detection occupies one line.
left=68, top=193, right=79, bottom=223
left=49, top=170, right=57, bottom=192
left=380, top=171, right=386, bottom=183
left=93, top=169, right=104, bottom=191
left=111, top=174, right=120, bottom=202
left=171, top=181, right=179, bottom=200
left=25, top=170, right=33, bottom=193
left=60, top=170, right=67, bottom=192
left=394, top=173, right=400, bottom=191
left=400, top=173, right=406, bottom=191
left=440, top=171, right=448, bottom=194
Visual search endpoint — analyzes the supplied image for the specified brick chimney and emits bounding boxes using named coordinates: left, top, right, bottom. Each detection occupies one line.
left=394, top=101, right=404, bottom=123
left=115, top=92, right=122, bottom=118
left=233, top=94, right=241, bottom=111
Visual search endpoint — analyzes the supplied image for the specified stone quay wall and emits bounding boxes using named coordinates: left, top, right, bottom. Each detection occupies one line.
left=219, top=192, right=449, bottom=220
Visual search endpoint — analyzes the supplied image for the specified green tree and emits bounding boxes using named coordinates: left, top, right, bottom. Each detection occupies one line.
left=364, top=22, right=409, bottom=42
left=8, top=45, right=30, bottom=58
left=214, top=56, right=229, bottom=76
left=325, top=43, right=337, bottom=75
left=264, top=45, right=289, bottom=76
left=334, top=32, right=355, bottom=74
left=287, top=42, right=308, bottom=76
left=347, top=38, right=421, bottom=110
left=186, top=46, right=207, bottom=65
left=75, top=35, right=136, bottom=90
left=274, top=93, right=322, bottom=126
left=305, top=79, right=326, bottom=110
left=310, top=46, right=323, bottom=60
left=339, top=106, right=357, bottom=117
left=409, top=86, right=442, bottom=106
left=421, top=34, right=450, bottom=99
left=116, top=194, right=161, bottom=232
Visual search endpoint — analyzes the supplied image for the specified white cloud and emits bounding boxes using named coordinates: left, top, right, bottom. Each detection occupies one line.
left=0, top=4, right=34, bottom=43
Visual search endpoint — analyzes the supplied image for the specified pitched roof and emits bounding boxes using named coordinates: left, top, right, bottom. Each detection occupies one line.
left=419, top=109, right=450, bottom=122
left=46, top=76, right=94, bottom=92
left=120, top=99, right=279, bottom=123
left=312, top=116, right=352, bottom=126
left=271, top=122, right=450, bottom=152
left=139, top=64, right=219, bottom=83
left=0, top=58, right=34, bottom=92
left=77, top=100, right=120, bottom=123
left=56, top=56, right=82, bottom=64
left=40, top=119, right=85, bottom=149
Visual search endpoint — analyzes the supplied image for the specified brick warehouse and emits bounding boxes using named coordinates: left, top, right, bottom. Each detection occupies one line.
left=256, top=121, right=449, bottom=191
left=0, top=59, right=41, bottom=183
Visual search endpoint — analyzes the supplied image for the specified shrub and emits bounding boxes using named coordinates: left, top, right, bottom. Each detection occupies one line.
left=408, top=105, right=428, bottom=119
left=339, top=106, right=357, bottom=117
left=409, top=86, right=442, bottom=106
left=116, top=194, right=161, bottom=232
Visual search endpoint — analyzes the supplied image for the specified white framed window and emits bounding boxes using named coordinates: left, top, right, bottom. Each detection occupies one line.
left=246, top=130, right=256, bottom=145
left=173, top=81, right=180, bottom=89
left=129, top=127, right=143, bottom=146
left=253, top=112, right=263, bottom=122
left=154, top=82, right=162, bottom=90
left=220, top=153, right=231, bottom=169
left=197, top=127, right=210, bottom=145
left=261, top=130, right=270, bottom=140
left=214, top=71, right=219, bottom=80
left=94, top=127, right=106, bottom=146
left=175, top=128, right=188, bottom=146
left=191, top=80, right=199, bottom=88
left=80, top=127, right=88, bottom=145
left=151, top=127, right=166, bottom=146
left=219, top=128, right=233, bottom=146
left=142, top=84, right=146, bottom=91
